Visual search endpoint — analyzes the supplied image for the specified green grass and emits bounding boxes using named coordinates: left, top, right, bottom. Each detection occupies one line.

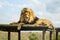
left=58, top=34, right=60, bottom=40
left=0, top=31, right=60, bottom=40
left=29, top=32, right=39, bottom=40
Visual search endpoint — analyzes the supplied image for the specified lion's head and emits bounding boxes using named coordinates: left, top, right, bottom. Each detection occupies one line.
left=19, top=8, right=36, bottom=23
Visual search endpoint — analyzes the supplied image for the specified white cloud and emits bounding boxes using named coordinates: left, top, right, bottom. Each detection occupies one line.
left=0, top=0, right=60, bottom=27
left=0, top=5, right=2, bottom=8
left=53, top=21, right=60, bottom=27
left=30, top=0, right=40, bottom=4
left=0, top=2, right=4, bottom=8
left=46, top=0, right=60, bottom=13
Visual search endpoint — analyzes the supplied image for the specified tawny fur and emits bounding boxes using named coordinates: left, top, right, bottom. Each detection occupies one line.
left=10, top=8, right=55, bottom=30
left=10, top=8, right=55, bottom=39
left=19, top=8, right=36, bottom=23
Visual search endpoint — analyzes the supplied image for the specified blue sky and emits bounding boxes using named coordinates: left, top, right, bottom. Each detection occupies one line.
left=0, top=0, right=60, bottom=27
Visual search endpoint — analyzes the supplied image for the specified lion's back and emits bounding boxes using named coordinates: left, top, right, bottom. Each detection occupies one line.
left=35, top=19, right=53, bottom=26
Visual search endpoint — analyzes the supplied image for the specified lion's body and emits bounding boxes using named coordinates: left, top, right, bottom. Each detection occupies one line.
left=10, top=8, right=55, bottom=40
left=10, top=8, right=55, bottom=30
left=35, top=19, right=53, bottom=26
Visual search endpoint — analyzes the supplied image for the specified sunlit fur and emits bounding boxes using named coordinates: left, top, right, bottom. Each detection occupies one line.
left=19, top=8, right=55, bottom=30
left=10, top=8, right=55, bottom=30
left=19, top=8, right=36, bottom=23
left=35, top=19, right=55, bottom=30
left=10, top=8, right=55, bottom=39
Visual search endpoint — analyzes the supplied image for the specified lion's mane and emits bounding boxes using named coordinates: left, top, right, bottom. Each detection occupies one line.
left=18, top=8, right=38, bottom=24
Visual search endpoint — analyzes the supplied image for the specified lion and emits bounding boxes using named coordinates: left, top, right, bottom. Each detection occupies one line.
left=10, top=8, right=55, bottom=40
left=10, top=8, right=55, bottom=30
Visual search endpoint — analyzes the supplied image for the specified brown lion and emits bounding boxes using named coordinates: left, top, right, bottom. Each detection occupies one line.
left=10, top=8, right=55, bottom=40
left=10, top=8, right=55, bottom=30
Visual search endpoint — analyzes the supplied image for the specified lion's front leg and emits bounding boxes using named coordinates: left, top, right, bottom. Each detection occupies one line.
left=17, top=23, right=24, bottom=30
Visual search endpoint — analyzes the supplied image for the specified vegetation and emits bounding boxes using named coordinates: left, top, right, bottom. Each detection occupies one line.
left=0, top=32, right=60, bottom=40
left=58, top=34, right=60, bottom=40
left=29, top=32, right=39, bottom=40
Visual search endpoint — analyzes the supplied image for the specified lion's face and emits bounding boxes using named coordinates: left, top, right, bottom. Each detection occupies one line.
left=20, top=8, right=36, bottom=23
left=23, top=10, right=30, bottom=22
